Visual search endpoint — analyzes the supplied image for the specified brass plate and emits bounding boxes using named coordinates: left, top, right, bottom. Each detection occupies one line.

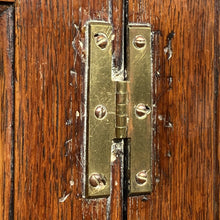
left=127, top=25, right=152, bottom=194
left=86, top=22, right=115, bottom=197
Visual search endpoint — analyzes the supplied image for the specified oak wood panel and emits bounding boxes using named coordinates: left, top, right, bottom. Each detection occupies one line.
left=0, top=4, right=14, bottom=220
left=111, top=0, right=124, bottom=71
left=110, top=154, right=123, bottom=219
left=214, top=0, right=220, bottom=217
left=0, top=1, right=15, bottom=3
left=127, top=0, right=219, bottom=219
left=14, top=0, right=124, bottom=219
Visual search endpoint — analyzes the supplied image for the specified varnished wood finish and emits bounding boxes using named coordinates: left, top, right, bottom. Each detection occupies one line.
left=214, top=0, right=220, bottom=216
left=14, top=0, right=124, bottom=219
left=0, top=4, right=14, bottom=220
left=127, top=0, right=219, bottom=219
left=0, top=0, right=216, bottom=219
left=110, top=151, right=124, bottom=220
left=0, top=1, right=15, bottom=3
left=111, top=0, right=124, bottom=70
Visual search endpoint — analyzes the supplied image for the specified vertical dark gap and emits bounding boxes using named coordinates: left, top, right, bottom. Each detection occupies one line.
left=122, top=139, right=129, bottom=220
left=9, top=4, right=15, bottom=220
left=0, top=4, right=15, bottom=219
left=122, top=0, right=129, bottom=219
left=213, top=0, right=219, bottom=219
left=123, top=0, right=128, bottom=80
left=0, top=3, right=16, bottom=219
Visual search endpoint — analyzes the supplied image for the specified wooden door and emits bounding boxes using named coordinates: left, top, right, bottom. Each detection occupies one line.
left=0, top=0, right=219, bottom=219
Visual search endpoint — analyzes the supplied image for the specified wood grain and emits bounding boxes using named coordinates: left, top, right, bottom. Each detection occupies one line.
left=111, top=0, right=124, bottom=72
left=10, top=0, right=219, bottom=219
left=109, top=141, right=125, bottom=220
left=0, top=1, right=15, bottom=3
left=214, top=0, right=220, bottom=217
left=127, top=0, right=219, bottom=219
left=14, top=0, right=124, bottom=219
left=0, top=4, right=14, bottom=220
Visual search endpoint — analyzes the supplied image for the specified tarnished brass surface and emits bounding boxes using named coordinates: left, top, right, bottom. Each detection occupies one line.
left=86, top=22, right=115, bottom=197
left=86, top=23, right=152, bottom=197
left=127, top=25, right=152, bottom=194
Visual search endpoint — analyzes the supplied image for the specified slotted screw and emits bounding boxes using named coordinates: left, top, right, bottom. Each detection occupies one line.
left=94, top=33, right=108, bottom=49
left=135, top=170, right=148, bottom=185
left=133, top=35, right=146, bottom=49
left=89, top=173, right=106, bottom=188
left=135, top=103, right=151, bottom=119
left=95, top=105, right=107, bottom=120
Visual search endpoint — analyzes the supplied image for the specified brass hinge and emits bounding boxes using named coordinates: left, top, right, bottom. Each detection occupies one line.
left=86, top=22, right=152, bottom=198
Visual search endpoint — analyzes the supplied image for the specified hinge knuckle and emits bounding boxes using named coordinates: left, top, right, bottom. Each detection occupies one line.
left=116, top=81, right=128, bottom=138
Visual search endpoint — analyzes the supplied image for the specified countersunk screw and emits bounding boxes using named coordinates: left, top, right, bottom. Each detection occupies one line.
left=133, top=35, right=146, bottom=49
left=95, top=105, right=107, bottom=120
left=135, top=103, right=151, bottom=119
left=94, top=33, right=108, bottom=49
left=89, top=173, right=107, bottom=188
left=135, top=170, right=148, bottom=185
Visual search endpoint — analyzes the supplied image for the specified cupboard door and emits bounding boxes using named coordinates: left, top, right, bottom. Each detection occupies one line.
left=127, top=0, right=219, bottom=219
left=14, top=0, right=124, bottom=219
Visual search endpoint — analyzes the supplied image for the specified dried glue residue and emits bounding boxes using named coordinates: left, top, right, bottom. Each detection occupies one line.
left=70, top=70, right=77, bottom=76
left=164, top=31, right=175, bottom=60
left=70, top=180, right=74, bottom=186
left=158, top=115, right=163, bottom=121
left=66, top=119, right=73, bottom=126
left=111, top=34, right=115, bottom=41
left=111, top=153, right=117, bottom=162
left=59, top=192, right=70, bottom=203
left=111, top=140, right=124, bottom=162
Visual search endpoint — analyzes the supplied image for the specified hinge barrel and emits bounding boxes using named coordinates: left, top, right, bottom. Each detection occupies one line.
left=116, top=81, right=128, bottom=138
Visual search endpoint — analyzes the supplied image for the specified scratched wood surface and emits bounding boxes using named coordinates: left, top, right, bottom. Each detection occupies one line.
left=215, top=0, right=220, bottom=217
left=14, top=0, right=124, bottom=219
left=0, top=4, right=14, bottom=220
left=0, top=1, right=15, bottom=3
left=127, top=0, right=219, bottom=219
left=1, top=0, right=217, bottom=219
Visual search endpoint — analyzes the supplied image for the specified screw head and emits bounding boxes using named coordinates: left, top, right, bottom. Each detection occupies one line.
left=135, top=170, right=148, bottom=185
left=135, top=103, right=151, bottom=119
left=94, top=33, right=108, bottom=49
left=133, top=35, right=146, bottom=49
left=94, top=105, right=107, bottom=120
left=89, top=173, right=107, bottom=188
